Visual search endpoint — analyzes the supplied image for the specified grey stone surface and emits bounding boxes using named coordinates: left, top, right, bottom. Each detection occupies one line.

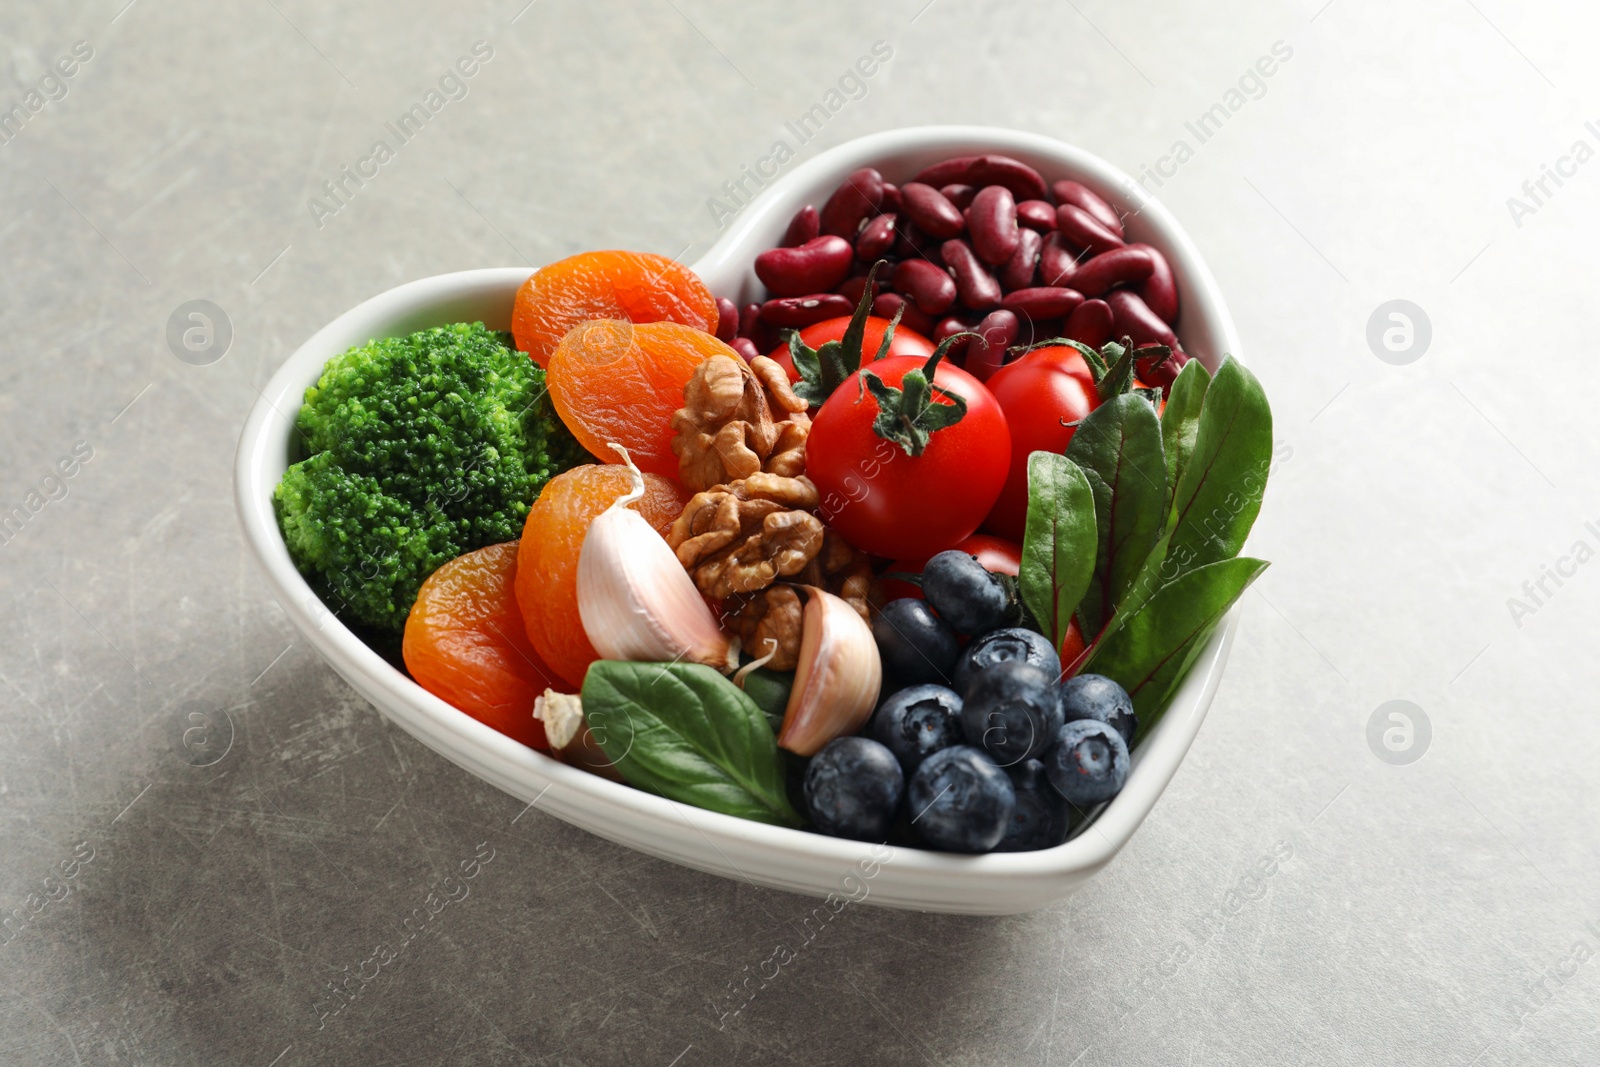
left=1, top=0, right=1596, bottom=1063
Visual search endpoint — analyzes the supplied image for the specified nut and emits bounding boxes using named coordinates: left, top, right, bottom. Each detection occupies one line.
left=731, top=585, right=806, bottom=671
left=668, top=475, right=825, bottom=600
left=670, top=354, right=811, bottom=492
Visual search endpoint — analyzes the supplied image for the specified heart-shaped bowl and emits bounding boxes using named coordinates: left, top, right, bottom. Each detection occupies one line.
left=235, top=126, right=1243, bottom=914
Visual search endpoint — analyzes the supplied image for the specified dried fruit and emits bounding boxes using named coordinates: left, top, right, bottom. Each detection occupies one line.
left=516, top=463, right=688, bottom=688
left=511, top=250, right=718, bottom=368
left=402, top=541, right=558, bottom=749
left=548, top=319, right=730, bottom=480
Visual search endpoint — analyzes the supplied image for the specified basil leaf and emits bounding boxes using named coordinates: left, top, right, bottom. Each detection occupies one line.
left=1083, top=556, right=1268, bottom=738
left=1160, top=359, right=1211, bottom=517
left=738, top=668, right=793, bottom=733
left=582, top=661, right=801, bottom=827
left=1065, top=393, right=1168, bottom=635
left=1165, top=356, right=1272, bottom=575
left=1020, top=452, right=1097, bottom=650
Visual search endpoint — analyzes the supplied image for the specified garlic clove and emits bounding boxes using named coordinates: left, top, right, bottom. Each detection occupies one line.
left=533, top=689, right=624, bottom=781
left=777, top=586, right=883, bottom=756
left=577, top=445, right=735, bottom=672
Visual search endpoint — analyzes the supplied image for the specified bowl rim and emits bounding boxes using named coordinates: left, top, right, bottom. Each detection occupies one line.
left=234, top=125, right=1245, bottom=912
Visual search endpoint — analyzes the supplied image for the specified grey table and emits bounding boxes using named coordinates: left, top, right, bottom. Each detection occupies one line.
left=3, top=0, right=1595, bottom=1063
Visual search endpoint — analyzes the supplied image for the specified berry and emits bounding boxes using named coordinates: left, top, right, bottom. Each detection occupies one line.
left=922, top=550, right=1011, bottom=635
left=996, top=759, right=1073, bottom=852
left=804, top=737, right=904, bottom=842
left=1059, top=673, right=1137, bottom=747
left=959, top=660, right=1064, bottom=765
left=1044, top=719, right=1129, bottom=807
left=953, top=626, right=1060, bottom=691
left=872, top=684, right=964, bottom=775
left=872, top=598, right=959, bottom=686
left=907, top=746, right=1015, bottom=853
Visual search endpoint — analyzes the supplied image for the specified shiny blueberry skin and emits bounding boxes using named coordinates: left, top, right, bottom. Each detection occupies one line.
left=922, top=550, right=1011, bottom=635
left=1044, top=719, right=1129, bottom=807
left=804, top=737, right=904, bottom=842
left=959, top=660, right=1063, bottom=766
left=953, top=627, right=1061, bottom=691
left=996, top=758, right=1073, bottom=852
left=872, top=598, right=960, bottom=686
left=1059, top=673, right=1137, bottom=748
left=872, top=684, right=965, bottom=775
left=907, top=746, right=1016, bottom=853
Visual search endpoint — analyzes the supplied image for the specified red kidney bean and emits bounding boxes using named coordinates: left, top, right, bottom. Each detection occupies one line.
left=965, top=309, right=1021, bottom=382
left=781, top=205, right=820, bottom=248
left=968, top=185, right=1020, bottom=266
left=941, top=239, right=1002, bottom=311
left=1016, top=200, right=1057, bottom=232
left=900, top=182, right=966, bottom=239
left=1064, top=299, right=1114, bottom=350
left=894, top=218, right=939, bottom=260
left=913, top=155, right=1049, bottom=203
left=729, top=337, right=760, bottom=361
left=1051, top=180, right=1124, bottom=238
left=1071, top=245, right=1156, bottom=298
left=1128, top=243, right=1178, bottom=325
left=820, top=167, right=884, bottom=238
left=856, top=213, right=898, bottom=262
left=892, top=258, right=958, bottom=316
left=939, top=183, right=976, bottom=210
left=930, top=315, right=974, bottom=363
left=760, top=293, right=855, bottom=328
left=1056, top=204, right=1124, bottom=257
left=739, top=301, right=762, bottom=339
left=873, top=292, right=938, bottom=339
left=999, top=227, right=1042, bottom=292
left=880, top=182, right=901, bottom=214
left=754, top=235, right=854, bottom=297
left=835, top=275, right=876, bottom=308
left=714, top=297, right=738, bottom=342
left=1017, top=317, right=1061, bottom=347
left=1001, top=286, right=1084, bottom=322
left=1136, top=347, right=1187, bottom=389
left=1039, top=232, right=1080, bottom=287
left=1107, top=289, right=1178, bottom=349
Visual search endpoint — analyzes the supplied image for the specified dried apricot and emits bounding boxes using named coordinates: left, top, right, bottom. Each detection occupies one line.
left=403, top=541, right=556, bottom=749
left=547, top=319, right=735, bottom=480
left=512, top=250, right=718, bottom=368
left=516, top=464, right=688, bottom=688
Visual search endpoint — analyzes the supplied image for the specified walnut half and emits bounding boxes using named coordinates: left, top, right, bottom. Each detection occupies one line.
left=670, top=354, right=811, bottom=492
left=667, top=474, right=824, bottom=601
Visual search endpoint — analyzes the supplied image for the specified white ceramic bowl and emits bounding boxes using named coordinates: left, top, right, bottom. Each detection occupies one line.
left=235, top=126, right=1243, bottom=914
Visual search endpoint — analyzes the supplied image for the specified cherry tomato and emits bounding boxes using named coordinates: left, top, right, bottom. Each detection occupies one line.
left=881, top=534, right=1024, bottom=602
left=807, top=356, right=1010, bottom=559
left=981, top=345, right=1100, bottom=542
left=766, top=316, right=935, bottom=382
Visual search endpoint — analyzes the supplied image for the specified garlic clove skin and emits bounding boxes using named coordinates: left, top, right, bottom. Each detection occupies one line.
left=777, top=586, right=883, bottom=756
left=533, top=689, right=624, bottom=781
left=577, top=445, right=735, bottom=672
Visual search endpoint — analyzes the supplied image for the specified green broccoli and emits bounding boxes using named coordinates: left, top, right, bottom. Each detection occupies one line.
left=274, top=322, right=587, bottom=634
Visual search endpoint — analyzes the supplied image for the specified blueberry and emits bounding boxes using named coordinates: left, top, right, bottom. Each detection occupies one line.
left=1059, top=673, right=1137, bottom=748
left=872, top=598, right=959, bottom=686
left=996, top=759, right=1073, bottom=852
left=959, top=660, right=1063, bottom=765
left=922, top=550, right=1011, bottom=635
left=953, top=627, right=1060, bottom=691
left=907, top=746, right=1015, bottom=853
left=1044, top=719, right=1129, bottom=807
left=804, top=737, right=904, bottom=842
left=872, top=684, right=964, bottom=775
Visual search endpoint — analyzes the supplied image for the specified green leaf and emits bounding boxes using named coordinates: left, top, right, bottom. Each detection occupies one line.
left=1159, top=359, right=1211, bottom=517
left=1065, top=393, right=1168, bottom=636
left=582, top=661, right=801, bottom=827
left=1083, top=556, right=1269, bottom=740
left=1019, top=453, right=1097, bottom=649
left=1164, top=356, right=1273, bottom=575
left=736, top=668, right=793, bottom=733
left=791, top=260, right=886, bottom=407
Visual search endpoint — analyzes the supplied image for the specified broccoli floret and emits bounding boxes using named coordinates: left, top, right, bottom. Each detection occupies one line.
left=274, top=322, right=586, bottom=633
